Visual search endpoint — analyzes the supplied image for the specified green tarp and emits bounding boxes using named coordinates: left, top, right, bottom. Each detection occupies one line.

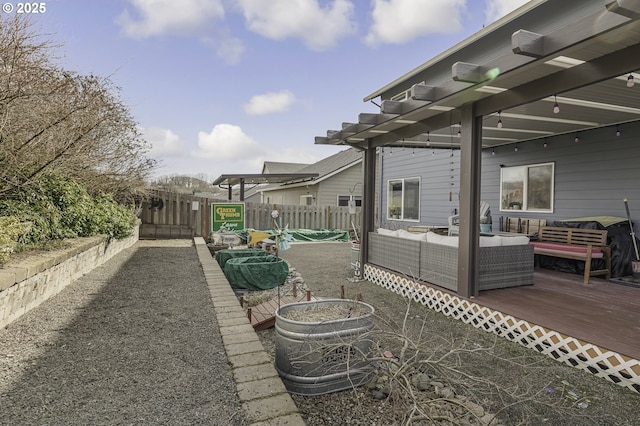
left=223, top=255, right=289, bottom=291
left=237, top=228, right=349, bottom=243
left=215, top=248, right=267, bottom=269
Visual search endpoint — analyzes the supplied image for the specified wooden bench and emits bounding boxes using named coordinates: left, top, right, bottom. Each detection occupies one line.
left=530, top=226, right=611, bottom=284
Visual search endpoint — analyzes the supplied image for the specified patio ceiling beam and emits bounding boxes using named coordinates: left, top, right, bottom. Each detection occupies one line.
left=380, top=99, right=431, bottom=115
left=410, top=84, right=437, bottom=101
left=358, top=112, right=398, bottom=125
left=475, top=41, right=640, bottom=117
left=511, top=29, right=544, bottom=57
left=607, top=0, right=640, bottom=19
left=452, top=62, right=494, bottom=84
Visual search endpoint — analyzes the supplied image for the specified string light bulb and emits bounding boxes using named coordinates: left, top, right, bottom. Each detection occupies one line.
left=627, top=74, right=635, bottom=88
left=553, top=95, right=560, bottom=114
left=543, top=139, right=548, bottom=148
left=574, top=132, right=580, bottom=143
left=514, top=144, right=519, bottom=152
left=491, top=148, right=496, bottom=155
left=457, top=122, right=461, bottom=138
left=497, top=111, right=503, bottom=128
left=616, top=125, right=621, bottom=137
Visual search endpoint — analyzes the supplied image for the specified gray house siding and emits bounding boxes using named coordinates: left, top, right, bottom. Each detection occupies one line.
left=380, top=121, right=640, bottom=228
left=316, top=162, right=363, bottom=206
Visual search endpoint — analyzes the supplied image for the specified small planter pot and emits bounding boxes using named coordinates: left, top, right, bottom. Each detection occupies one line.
left=480, top=224, right=492, bottom=232
left=275, top=299, right=375, bottom=395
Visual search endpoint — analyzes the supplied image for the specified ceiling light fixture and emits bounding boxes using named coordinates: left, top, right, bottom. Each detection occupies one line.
left=627, top=74, right=635, bottom=88
left=497, top=111, right=503, bottom=128
left=553, top=95, right=560, bottom=114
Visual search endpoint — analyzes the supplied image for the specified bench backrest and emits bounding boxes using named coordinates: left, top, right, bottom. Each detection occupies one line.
left=538, top=226, right=608, bottom=246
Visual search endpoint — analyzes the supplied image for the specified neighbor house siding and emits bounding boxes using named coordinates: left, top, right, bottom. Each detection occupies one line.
left=380, top=121, right=640, bottom=228
left=316, top=161, right=363, bottom=206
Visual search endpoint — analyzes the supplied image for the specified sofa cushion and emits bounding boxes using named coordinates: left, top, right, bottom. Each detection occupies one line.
left=426, top=232, right=458, bottom=247
left=479, top=236, right=502, bottom=247
left=397, top=229, right=427, bottom=241
left=377, top=228, right=400, bottom=237
left=499, top=235, right=530, bottom=246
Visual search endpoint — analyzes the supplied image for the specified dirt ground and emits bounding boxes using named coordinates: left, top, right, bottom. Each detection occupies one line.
left=270, top=241, right=640, bottom=426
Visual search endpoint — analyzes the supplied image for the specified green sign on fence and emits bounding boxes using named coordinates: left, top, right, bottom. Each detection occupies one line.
left=211, top=203, right=245, bottom=232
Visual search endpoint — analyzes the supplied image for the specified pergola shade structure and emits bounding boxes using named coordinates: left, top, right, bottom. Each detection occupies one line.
left=212, top=173, right=319, bottom=201
left=315, top=0, right=640, bottom=297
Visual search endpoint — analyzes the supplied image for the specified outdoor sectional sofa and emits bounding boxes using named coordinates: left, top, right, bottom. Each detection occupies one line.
left=368, top=229, right=534, bottom=293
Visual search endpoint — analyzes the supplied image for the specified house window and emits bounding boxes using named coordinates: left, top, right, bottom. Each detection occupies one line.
left=500, top=162, right=554, bottom=212
left=337, top=195, right=362, bottom=207
left=300, top=195, right=313, bottom=206
left=387, top=177, right=420, bottom=220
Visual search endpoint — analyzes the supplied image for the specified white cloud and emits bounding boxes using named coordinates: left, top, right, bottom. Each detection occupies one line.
left=193, top=123, right=263, bottom=160
left=144, top=127, right=184, bottom=157
left=236, top=0, right=356, bottom=51
left=116, top=0, right=225, bottom=38
left=484, top=0, right=531, bottom=24
left=216, top=36, right=246, bottom=65
left=365, top=0, right=466, bottom=46
left=244, top=90, right=296, bottom=115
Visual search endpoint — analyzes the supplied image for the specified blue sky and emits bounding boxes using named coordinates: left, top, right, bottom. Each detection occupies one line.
left=28, top=0, right=529, bottom=179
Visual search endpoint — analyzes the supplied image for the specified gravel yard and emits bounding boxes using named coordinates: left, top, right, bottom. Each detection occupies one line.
left=0, top=240, right=246, bottom=426
left=2, top=239, right=639, bottom=426
left=270, top=241, right=640, bottom=426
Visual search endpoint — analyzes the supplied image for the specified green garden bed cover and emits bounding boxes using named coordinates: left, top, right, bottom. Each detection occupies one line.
left=238, top=228, right=349, bottom=243
left=215, top=248, right=266, bottom=269
left=223, top=255, right=289, bottom=291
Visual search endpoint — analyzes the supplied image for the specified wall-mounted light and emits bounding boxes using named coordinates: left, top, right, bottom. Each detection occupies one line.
left=553, top=95, right=560, bottom=114
left=497, top=111, right=503, bottom=128
left=627, top=74, right=635, bottom=88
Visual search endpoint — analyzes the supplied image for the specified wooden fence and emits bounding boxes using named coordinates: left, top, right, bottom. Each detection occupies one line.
left=139, top=190, right=362, bottom=239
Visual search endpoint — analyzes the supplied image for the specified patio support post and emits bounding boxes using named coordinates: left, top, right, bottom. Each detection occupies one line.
left=227, top=185, right=232, bottom=201
left=239, top=178, right=245, bottom=201
left=457, top=104, right=482, bottom=298
left=360, top=144, right=377, bottom=277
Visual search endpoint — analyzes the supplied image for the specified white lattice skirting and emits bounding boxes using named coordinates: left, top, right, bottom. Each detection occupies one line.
left=364, top=264, right=640, bottom=393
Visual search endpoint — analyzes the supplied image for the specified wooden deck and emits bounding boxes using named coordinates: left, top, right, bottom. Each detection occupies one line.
left=245, top=293, right=321, bottom=330
left=475, top=268, right=640, bottom=360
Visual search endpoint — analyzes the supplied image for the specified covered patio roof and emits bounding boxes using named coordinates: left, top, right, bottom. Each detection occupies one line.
left=314, top=0, right=640, bottom=298
left=316, top=0, right=640, bottom=151
left=212, top=173, right=318, bottom=201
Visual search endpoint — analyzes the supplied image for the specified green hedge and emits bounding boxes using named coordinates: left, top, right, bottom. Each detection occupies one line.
left=0, top=175, right=137, bottom=262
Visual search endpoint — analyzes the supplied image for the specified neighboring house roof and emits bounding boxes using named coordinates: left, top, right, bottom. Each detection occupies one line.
left=260, top=148, right=362, bottom=192
left=262, top=161, right=309, bottom=174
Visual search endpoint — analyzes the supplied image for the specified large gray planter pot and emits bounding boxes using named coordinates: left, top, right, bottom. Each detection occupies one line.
left=275, top=299, right=375, bottom=395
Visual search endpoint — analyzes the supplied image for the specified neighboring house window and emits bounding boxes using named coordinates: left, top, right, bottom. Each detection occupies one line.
left=337, top=195, right=362, bottom=207
left=300, top=195, right=314, bottom=206
left=500, top=162, right=554, bottom=212
left=387, top=177, right=420, bottom=220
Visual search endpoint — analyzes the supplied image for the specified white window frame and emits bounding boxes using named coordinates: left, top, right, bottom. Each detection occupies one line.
left=387, top=177, right=420, bottom=221
left=300, top=194, right=313, bottom=206
left=337, top=195, right=362, bottom=207
left=500, top=162, right=555, bottom=213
